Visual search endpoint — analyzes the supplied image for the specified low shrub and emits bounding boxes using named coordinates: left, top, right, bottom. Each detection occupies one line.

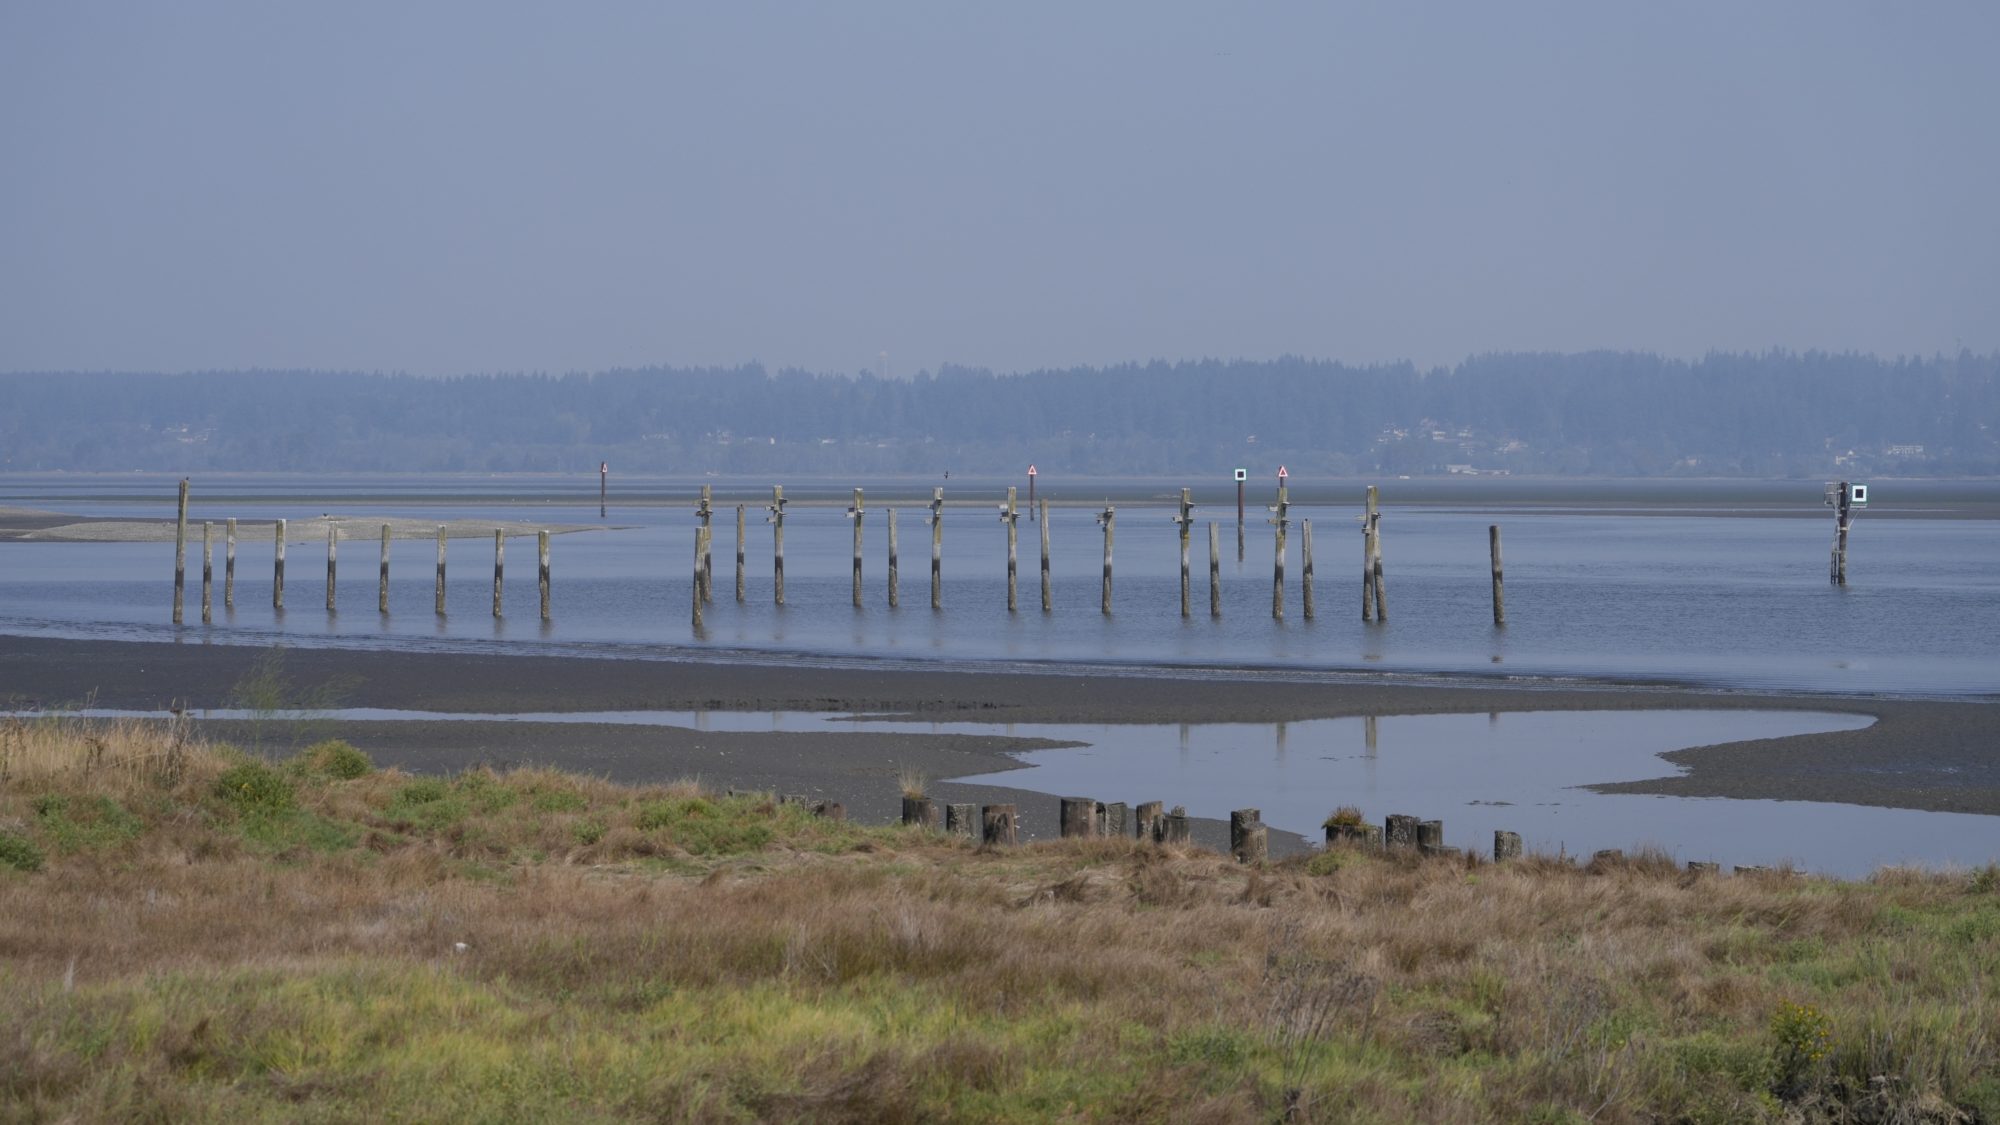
left=214, top=762, right=296, bottom=816
left=0, top=830, right=43, bottom=872
left=296, top=739, right=372, bottom=780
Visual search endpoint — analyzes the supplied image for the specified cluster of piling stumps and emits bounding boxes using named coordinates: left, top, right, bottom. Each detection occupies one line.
left=895, top=792, right=1777, bottom=875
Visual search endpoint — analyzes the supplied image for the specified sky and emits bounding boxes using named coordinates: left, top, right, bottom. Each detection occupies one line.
left=2, top=2, right=1995, bottom=377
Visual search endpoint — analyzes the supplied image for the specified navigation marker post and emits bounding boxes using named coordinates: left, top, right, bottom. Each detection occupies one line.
left=434, top=526, right=446, bottom=616
left=326, top=523, right=338, bottom=612
left=492, top=530, right=504, bottom=617
left=599, top=461, right=607, bottom=519
left=1826, top=481, right=1865, bottom=585
left=379, top=524, right=391, bottom=615
left=1234, top=467, right=1247, bottom=560
left=274, top=520, right=285, bottom=610
left=1027, top=464, right=1038, bottom=522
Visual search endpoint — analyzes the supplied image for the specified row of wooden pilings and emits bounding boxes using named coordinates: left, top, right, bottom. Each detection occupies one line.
left=172, top=479, right=551, bottom=624
left=168, top=478, right=1506, bottom=629
left=689, top=482, right=1511, bottom=629
left=892, top=793, right=1764, bottom=874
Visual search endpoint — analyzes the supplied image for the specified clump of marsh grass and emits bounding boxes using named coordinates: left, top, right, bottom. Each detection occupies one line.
left=1321, top=805, right=1365, bottom=829
left=895, top=765, right=929, bottom=800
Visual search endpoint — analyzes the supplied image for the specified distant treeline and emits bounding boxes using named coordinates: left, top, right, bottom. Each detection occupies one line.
left=4, top=351, right=1996, bottom=476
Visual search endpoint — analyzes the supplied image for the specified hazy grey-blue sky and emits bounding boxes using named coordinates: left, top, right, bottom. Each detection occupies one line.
left=3, top=2, right=1994, bottom=376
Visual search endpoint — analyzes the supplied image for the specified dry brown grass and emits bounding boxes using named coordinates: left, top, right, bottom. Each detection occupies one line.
left=0, top=715, right=1996, bottom=1123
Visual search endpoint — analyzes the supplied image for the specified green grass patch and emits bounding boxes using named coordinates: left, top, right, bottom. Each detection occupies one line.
left=634, top=796, right=775, bottom=856
left=0, top=829, right=44, bottom=872
left=31, top=793, right=145, bottom=854
left=214, top=761, right=296, bottom=816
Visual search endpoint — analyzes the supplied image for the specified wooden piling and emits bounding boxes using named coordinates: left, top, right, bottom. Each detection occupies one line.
left=1103, top=801, right=1128, bottom=838
left=1060, top=797, right=1097, bottom=838
left=1209, top=522, right=1220, bottom=617
left=887, top=507, right=900, bottom=607
left=434, top=526, right=446, bottom=616
left=769, top=486, right=786, bottom=605
left=538, top=529, right=551, bottom=620
left=848, top=488, right=864, bottom=607
left=1270, top=483, right=1288, bottom=619
left=1039, top=498, right=1051, bottom=611
left=1369, top=487, right=1388, bottom=621
left=1490, top=524, right=1505, bottom=626
left=901, top=797, right=940, bottom=830
left=1174, top=488, right=1194, bottom=617
left=200, top=521, right=212, bottom=623
left=224, top=518, right=236, bottom=609
left=1163, top=806, right=1191, bottom=845
left=173, top=479, right=188, bottom=624
left=1002, top=487, right=1020, bottom=611
left=1302, top=519, right=1315, bottom=620
left=325, top=524, right=337, bottom=612
left=697, top=485, right=713, bottom=604
left=1385, top=814, right=1419, bottom=852
left=1326, top=821, right=1383, bottom=848
left=1097, top=503, right=1115, bottom=615
left=1687, top=861, right=1720, bottom=875
left=930, top=488, right=944, bottom=610
left=1230, top=809, right=1265, bottom=863
left=691, top=526, right=706, bottom=629
left=1417, top=820, right=1445, bottom=855
left=945, top=803, right=978, bottom=839
left=1362, top=486, right=1378, bottom=621
left=735, top=505, right=746, bottom=602
left=1134, top=800, right=1165, bottom=842
left=379, top=524, right=391, bottom=614
left=981, top=805, right=1017, bottom=847
left=491, top=530, right=504, bottom=616
left=274, top=519, right=286, bottom=610
left=1493, top=830, right=1522, bottom=861
left=1830, top=480, right=1852, bottom=585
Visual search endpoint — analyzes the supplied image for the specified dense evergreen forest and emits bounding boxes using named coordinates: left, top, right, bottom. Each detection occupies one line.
left=3, top=351, right=1995, bottom=477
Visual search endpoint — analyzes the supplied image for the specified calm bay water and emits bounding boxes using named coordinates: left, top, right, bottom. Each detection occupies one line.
left=2, top=474, right=1996, bottom=696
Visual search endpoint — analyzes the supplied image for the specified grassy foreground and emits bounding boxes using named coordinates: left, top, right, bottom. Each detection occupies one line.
left=0, top=715, right=1996, bottom=1124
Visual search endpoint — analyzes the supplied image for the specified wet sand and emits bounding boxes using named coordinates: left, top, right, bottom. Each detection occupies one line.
left=1, top=635, right=1995, bottom=852
left=0, top=507, right=600, bottom=543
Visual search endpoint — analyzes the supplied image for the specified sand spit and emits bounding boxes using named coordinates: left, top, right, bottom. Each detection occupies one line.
left=12, top=516, right=606, bottom=544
